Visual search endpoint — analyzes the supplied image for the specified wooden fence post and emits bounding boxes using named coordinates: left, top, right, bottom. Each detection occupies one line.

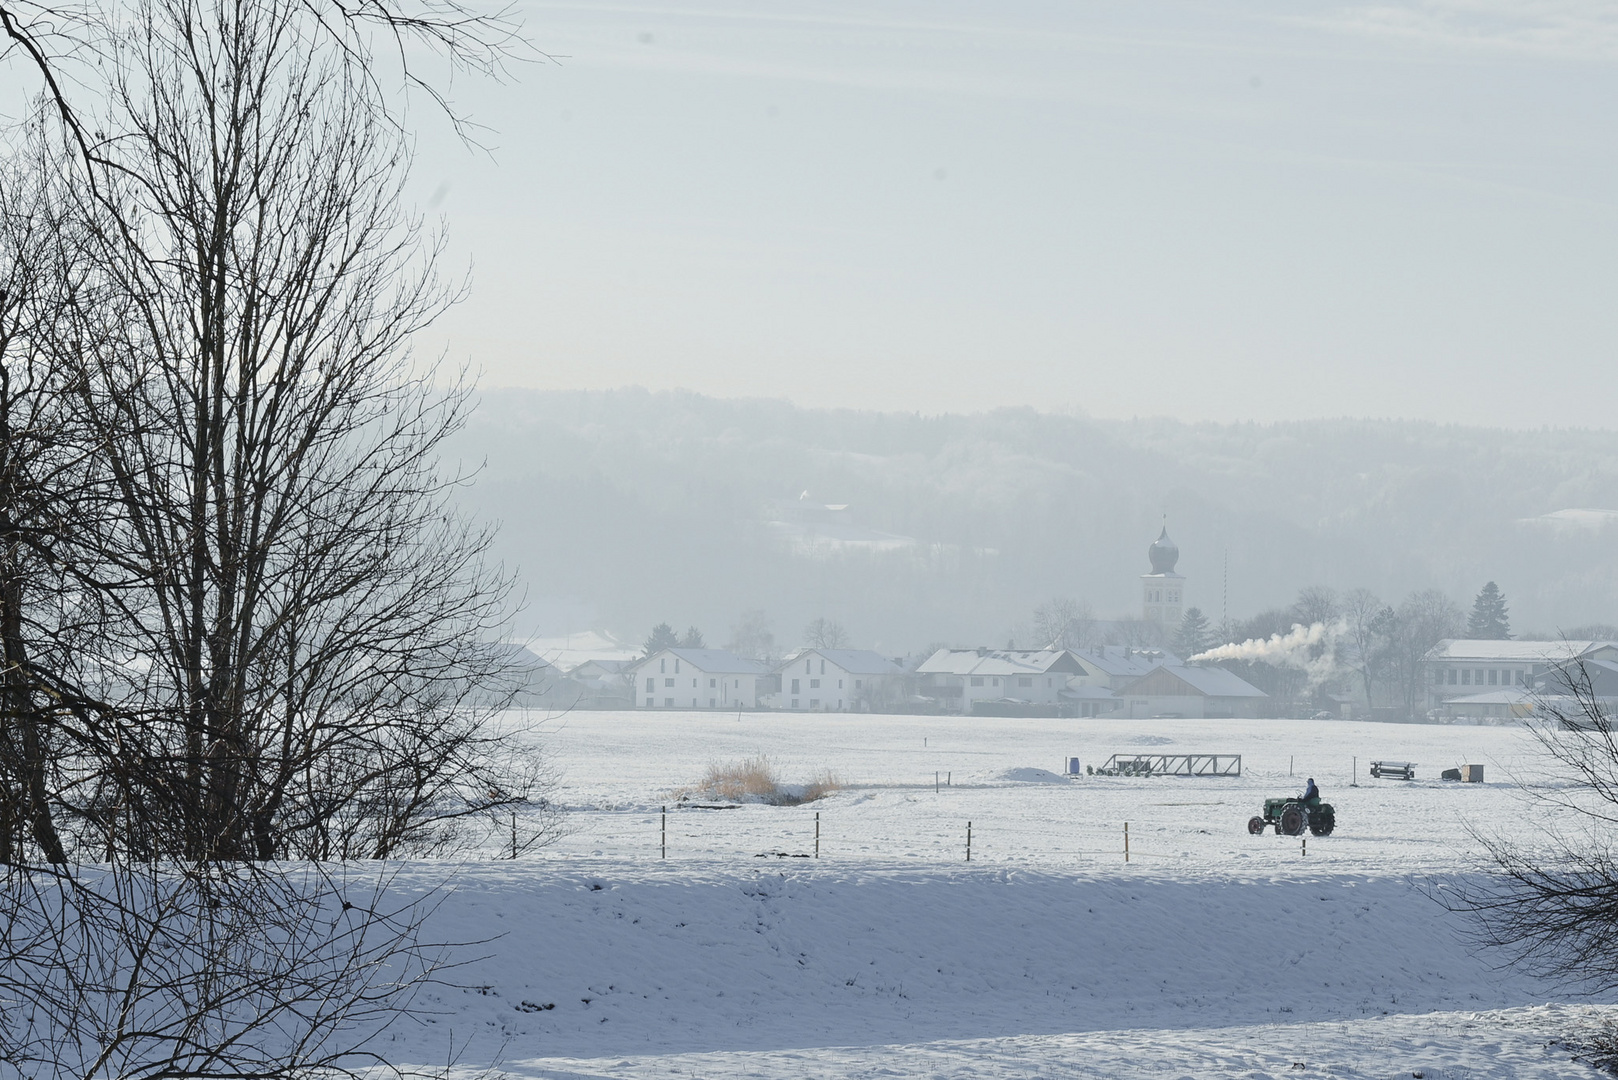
left=1124, top=821, right=1130, bottom=863
left=661, top=805, right=666, bottom=859
left=815, top=811, right=820, bottom=859
left=966, top=821, right=972, bottom=862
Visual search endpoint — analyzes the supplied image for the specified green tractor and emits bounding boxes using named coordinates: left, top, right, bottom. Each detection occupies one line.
left=1248, top=796, right=1334, bottom=837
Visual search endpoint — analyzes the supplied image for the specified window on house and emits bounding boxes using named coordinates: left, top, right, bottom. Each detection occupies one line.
left=1434, top=669, right=1445, bottom=684
left=664, top=698, right=674, bottom=707
left=1447, top=669, right=1457, bottom=685
left=810, top=679, right=821, bottom=689
left=645, top=697, right=653, bottom=708
left=838, top=679, right=843, bottom=689
left=806, top=659, right=812, bottom=673
left=791, top=699, right=799, bottom=708
left=1488, top=670, right=1498, bottom=685
left=646, top=677, right=654, bottom=692
left=791, top=678, right=800, bottom=693
left=992, top=677, right=1000, bottom=687
left=1018, top=677, right=1032, bottom=687
left=710, top=678, right=717, bottom=687
left=820, top=660, right=826, bottom=675
left=660, top=659, right=666, bottom=673
left=709, top=698, right=716, bottom=707
left=1462, top=670, right=1471, bottom=685
left=810, top=699, right=820, bottom=708
left=970, top=677, right=984, bottom=687
left=1475, top=669, right=1484, bottom=684
left=674, top=659, right=680, bottom=674
left=665, top=678, right=675, bottom=687
left=855, top=679, right=863, bottom=689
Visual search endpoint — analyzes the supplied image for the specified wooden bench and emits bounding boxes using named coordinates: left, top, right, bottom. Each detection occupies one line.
left=1370, top=760, right=1416, bottom=780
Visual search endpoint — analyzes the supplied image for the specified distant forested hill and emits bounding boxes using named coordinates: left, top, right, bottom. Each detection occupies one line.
left=445, top=388, right=1618, bottom=653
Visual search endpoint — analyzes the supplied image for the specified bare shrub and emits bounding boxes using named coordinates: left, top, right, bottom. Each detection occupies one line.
left=677, top=757, right=842, bottom=806
left=796, top=771, right=845, bottom=805
left=1440, top=658, right=1618, bottom=991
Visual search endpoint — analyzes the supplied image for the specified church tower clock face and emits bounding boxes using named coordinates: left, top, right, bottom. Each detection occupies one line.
left=1142, top=525, right=1184, bottom=629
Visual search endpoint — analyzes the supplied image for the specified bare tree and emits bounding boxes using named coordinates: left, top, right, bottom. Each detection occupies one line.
left=1032, top=596, right=1093, bottom=650
left=1384, top=589, right=1462, bottom=719
left=0, top=861, right=447, bottom=1077
left=728, top=609, right=777, bottom=663
left=1441, top=662, right=1618, bottom=1009
left=0, top=0, right=553, bottom=1072
left=1340, top=587, right=1392, bottom=710
left=803, top=617, right=848, bottom=649
left=1291, top=585, right=1341, bottom=627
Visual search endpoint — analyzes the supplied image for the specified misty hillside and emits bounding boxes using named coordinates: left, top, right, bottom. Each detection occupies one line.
left=446, top=389, right=1618, bottom=654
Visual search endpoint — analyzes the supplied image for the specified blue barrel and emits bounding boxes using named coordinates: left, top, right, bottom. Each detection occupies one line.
left=1068, top=757, right=1081, bottom=775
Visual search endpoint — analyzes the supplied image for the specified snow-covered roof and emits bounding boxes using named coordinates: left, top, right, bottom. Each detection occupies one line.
left=636, top=648, right=770, bottom=675
left=1426, top=639, right=1615, bottom=663
left=520, top=630, right=641, bottom=670
left=1060, top=684, right=1120, bottom=700
left=569, top=658, right=636, bottom=675
left=780, top=649, right=904, bottom=676
left=489, top=642, right=552, bottom=672
left=1070, top=646, right=1176, bottom=678
left=915, top=648, right=1077, bottom=677
left=1120, top=663, right=1267, bottom=699
left=1441, top=689, right=1534, bottom=705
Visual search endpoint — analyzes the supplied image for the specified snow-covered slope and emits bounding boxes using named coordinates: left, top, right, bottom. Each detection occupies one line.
left=373, top=712, right=1614, bottom=1079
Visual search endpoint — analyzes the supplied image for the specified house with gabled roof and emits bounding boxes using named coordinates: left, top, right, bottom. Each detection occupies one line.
left=774, top=649, right=906, bottom=712
left=630, top=648, right=771, bottom=710
left=1117, top=663, right=1267, bottom=719
left=915, top=648, right=1086, bottom=714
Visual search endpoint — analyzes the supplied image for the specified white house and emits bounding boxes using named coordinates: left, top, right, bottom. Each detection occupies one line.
left=1116, top=663, right=1268, bottom=719
left=631, top=648, right=770, bottom=710
left=1421, top=639, right=1618, bottom=713
left=914, top=648, right=1086, bottom=714
left=774, top=649, right=906, bottom=712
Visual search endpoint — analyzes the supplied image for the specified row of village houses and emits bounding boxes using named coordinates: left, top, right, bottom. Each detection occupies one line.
left=556, top=643, right=1267, bottom=718
left=515, top=637, right=1618, bottom=720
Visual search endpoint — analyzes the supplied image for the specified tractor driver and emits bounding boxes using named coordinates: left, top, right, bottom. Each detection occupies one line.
left=1301, top=777, right=1320, bottom=806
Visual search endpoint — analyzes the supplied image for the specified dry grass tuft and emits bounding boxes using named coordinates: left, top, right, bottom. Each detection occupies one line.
left=676, top=757, right=843, bottom=806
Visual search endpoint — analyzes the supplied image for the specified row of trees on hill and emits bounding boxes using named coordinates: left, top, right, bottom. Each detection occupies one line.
left=0, top=0, right=540, bottom=1073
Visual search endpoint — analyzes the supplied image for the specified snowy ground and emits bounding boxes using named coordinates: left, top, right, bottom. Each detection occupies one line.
left=375, top=712, right=1616, bottom=1079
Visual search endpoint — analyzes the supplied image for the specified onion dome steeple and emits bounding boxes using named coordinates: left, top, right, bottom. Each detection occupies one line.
left=1148, top=525, right=1179, bottom=574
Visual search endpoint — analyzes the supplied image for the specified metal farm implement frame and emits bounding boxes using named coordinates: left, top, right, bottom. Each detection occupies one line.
left=1097, top=754, right=1242, bottom=777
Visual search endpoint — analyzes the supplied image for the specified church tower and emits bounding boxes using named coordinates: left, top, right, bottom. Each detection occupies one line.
left=1141, top=526, right=1184, bottom=628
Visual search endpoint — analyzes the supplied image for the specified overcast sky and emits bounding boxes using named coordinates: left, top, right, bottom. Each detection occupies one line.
left=413, top=1, right=1618, bottom=427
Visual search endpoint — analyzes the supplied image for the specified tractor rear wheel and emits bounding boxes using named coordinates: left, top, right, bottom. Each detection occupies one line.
left=1310, top=814, right=1335, bottom=837
left=1247, top=816, right=1266, bottom=835
left=1280, top=805, right=1307, bottom=836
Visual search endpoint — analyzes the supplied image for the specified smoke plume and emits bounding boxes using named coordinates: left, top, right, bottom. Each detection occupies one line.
left=1189, top=620, right=1349, bottom=691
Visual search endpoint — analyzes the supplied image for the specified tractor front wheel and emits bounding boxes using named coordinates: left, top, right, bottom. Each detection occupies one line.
left=1247, top=816, right=1266, bottom=835
left=1280, top=805, right=1307, bottom=836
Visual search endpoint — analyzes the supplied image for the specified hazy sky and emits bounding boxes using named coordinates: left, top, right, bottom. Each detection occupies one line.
left=414, top=1, right=1618, bottom=427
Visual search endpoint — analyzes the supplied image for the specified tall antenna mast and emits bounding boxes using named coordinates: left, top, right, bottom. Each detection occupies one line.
left=1222, top=549, right=1228, bottom=630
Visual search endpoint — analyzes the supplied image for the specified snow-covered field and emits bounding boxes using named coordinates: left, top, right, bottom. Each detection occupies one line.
left=379, top=712, right=1615, bottom=1079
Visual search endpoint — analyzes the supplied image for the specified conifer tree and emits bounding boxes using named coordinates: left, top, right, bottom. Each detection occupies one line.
left=1466, top=582, right=1511, bottom=639
left=1175, top=607, right=1213, bottom=657
left=643, top=622, right=680, bottom=655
